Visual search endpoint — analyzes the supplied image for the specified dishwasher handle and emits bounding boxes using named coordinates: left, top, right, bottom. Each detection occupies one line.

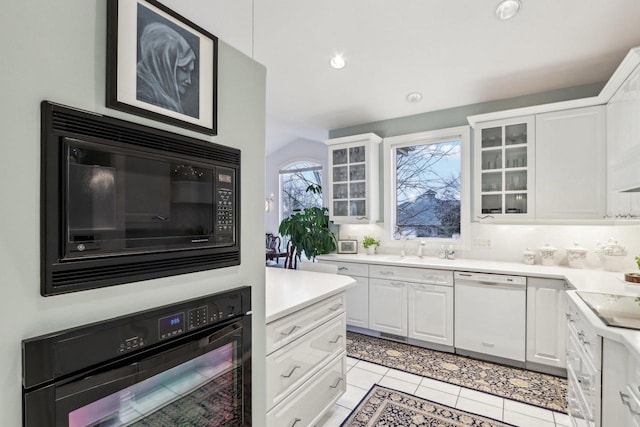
left=454, top=271, right=526, bottom=287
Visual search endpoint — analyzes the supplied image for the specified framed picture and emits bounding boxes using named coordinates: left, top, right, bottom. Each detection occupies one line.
left=107, top=0, right=218, bottom=134
left=338, top=240, right=358, bottom=254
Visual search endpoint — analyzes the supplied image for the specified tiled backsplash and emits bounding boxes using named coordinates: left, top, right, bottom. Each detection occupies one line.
left=338, top=223, right=640, bottom=271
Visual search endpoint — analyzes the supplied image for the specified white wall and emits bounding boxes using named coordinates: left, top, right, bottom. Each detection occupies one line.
left=0, top=1, right=266, bottom=425
left=265, top=137, right=328, bottom=234
left=339, top=222, right=640, bottom=270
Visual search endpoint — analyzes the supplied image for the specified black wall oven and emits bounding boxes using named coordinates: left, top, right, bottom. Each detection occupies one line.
left=22, top=287, right=251, bottom=426
left=41, top=102, right=241, bottom=296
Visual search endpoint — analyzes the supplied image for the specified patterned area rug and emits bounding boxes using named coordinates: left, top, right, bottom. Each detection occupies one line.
left=347, top=332, right=567, bottom=413
left=342, top=385, right=515, bottom=427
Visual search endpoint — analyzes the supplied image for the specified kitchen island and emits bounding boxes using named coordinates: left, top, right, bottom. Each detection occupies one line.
left=264, top=267, right=355, bottom=427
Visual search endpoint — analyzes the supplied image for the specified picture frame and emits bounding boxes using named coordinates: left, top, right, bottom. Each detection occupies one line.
left=338, top=240, right=358, bottom=254
left=106, top=0, right=218, bottom=135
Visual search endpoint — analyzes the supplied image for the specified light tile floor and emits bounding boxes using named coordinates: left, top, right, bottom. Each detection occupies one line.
left=315, top=357, right=570, bottom=427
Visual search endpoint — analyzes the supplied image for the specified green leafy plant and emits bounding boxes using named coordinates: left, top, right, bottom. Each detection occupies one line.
left=636, top=255, right=640, bottom=270
left=362, top=236, right=380, bottom=249
left=278, top=185, right=337, bottom=262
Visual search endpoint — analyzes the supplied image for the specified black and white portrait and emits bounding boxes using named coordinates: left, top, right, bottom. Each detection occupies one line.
left=107, top=0, right=218, bottom=134
left=136, top=4, right=200, bottom=118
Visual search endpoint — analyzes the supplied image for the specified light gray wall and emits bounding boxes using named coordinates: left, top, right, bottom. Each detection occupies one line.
left=0, top=1, right=266, bottom=425
left=265, top=137, right=329, bottom=234
left=329, top=82, right=604, bottom=139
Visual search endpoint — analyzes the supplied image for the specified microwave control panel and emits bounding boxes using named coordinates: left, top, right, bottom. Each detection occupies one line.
left=215, top=167, right=235, bottom=244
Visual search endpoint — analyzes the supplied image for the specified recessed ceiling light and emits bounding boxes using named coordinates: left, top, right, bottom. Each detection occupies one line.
left=330, top=54, right=346, bottom=70
left=495, top=0, right=521, bottom=20
left=406, top=92, right=422, bottom=103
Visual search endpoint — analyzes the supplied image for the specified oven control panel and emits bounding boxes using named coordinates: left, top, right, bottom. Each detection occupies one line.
left=188, top=305, right=208, bottom=330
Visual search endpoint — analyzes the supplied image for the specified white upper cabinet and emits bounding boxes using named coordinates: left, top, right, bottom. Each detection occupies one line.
left=535, top=106, right=606, bottom=219
left=607, top=62, right=640, bottom=218
left=325, top=133, right=381, bottom=224
left=473, top=116, right=535, bottom=221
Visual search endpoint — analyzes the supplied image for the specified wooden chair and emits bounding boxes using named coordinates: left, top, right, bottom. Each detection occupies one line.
left=283, top=241, right=298, bottom=269
left=266, top=233, right=287, bottom=263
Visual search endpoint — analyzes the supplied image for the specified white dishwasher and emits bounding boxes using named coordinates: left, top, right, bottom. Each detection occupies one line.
left=454, top=271, right=526, bottom=363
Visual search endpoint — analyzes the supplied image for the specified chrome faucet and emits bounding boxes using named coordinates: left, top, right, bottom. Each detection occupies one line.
left=417, top=241, right=426, bottom=258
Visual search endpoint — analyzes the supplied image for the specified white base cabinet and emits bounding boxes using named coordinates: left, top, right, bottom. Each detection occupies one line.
left=266, top=293, right=347, bottom=426
left=369, top=278, right=407, bottom=336
left=526, top=277, right=567, bottom=369
left=408, top=283, right=453, bottom=346
left=320, top=260, right=370, bottom=328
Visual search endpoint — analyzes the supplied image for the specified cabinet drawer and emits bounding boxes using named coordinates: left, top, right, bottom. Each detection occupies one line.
left=321, top=260, right=369, bottom=277
left=567, top=299, right=601, bottom=370
left=369, top=264, right=453, bottom=286
left=267, top=353, right=346, bottom=427
left=266, top=293, right=346, bottom=355
left=266, top=314, right=346, bottom=409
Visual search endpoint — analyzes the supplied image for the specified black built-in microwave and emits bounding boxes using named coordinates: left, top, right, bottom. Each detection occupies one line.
left=41, top=102, right=241, bottom=296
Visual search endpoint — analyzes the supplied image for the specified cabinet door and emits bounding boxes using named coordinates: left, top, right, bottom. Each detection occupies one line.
left=326, top=134, right=381, bottom=224
left=536, top=106, right=606, bottom=219
left=345, top=276, right=369, bottom=328
left=408, top=283, right=453, bottom=346
left=369, top=278, right=407, bottom=336
left=474, top=116, right=535, bottom=221
left=607, top=64, right=640, bottom=217
left=526, top=278, right=567, bottom=368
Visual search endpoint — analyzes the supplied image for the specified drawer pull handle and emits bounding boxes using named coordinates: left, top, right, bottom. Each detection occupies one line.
left=481, top=342, right=494, bottom=348
left=329, top=378, right=343, bottom=389
left=290, top=418, right=302, bottom=427
left=338, top=267, right=348, bottom=271
left=390, top=281, right=405, bottom=287
left=565, top=313, right=575, bottom=322
left=280, top=325, right=300, bottom=336
left=281, top=365, right=301, bottom=378
left=329, top=335, right=343, bottom=344
left=380, top=271, right=394, bottom=275
left=329, top=304, right=343, bottom=311
left=620, top=392, right=640, bottom=415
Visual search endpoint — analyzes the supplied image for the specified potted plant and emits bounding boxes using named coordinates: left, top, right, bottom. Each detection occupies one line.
left=362, top=236, right=380, bottom=255
left=278, top=185, right=337, bottom=264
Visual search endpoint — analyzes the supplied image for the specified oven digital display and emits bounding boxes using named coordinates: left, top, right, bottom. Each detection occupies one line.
left=158, top=312, right=185, bottom=339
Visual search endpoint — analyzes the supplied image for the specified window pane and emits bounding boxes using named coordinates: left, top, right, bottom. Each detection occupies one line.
left=395, top=140, right=461, bottom=239
left=280, top=162, right=322, bottom=220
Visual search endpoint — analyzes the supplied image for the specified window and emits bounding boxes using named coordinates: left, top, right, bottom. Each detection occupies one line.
left=384, top=126, right=470, bottom=242
left=279, top=161, right=323, bottom=220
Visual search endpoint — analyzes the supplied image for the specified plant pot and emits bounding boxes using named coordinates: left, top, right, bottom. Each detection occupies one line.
left=625, top=273, right=640, bottom=284
left=366, top=246, right=376, bottom=255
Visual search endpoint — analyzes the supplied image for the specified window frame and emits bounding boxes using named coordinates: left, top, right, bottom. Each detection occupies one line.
left=383, top=126, right=471, bottom=246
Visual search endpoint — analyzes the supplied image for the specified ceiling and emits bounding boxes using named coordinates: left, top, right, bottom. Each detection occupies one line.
left=163, top=0, right=640, bottom=154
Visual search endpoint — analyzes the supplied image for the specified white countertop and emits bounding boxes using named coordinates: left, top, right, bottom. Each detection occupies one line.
left=265, top=267, right=356, bottom=323
left=317, top=253, right=640, bottom=359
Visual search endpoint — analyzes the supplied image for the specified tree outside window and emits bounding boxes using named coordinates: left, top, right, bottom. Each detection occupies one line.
left=395, top=140, right=461, bottom=239
left=279, top=161, right=323, bottom=221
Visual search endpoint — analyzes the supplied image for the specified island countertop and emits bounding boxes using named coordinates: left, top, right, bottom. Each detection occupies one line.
left=265, top=267, right=356, bottom=324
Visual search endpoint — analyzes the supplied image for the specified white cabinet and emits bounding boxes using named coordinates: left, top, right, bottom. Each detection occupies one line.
left=319, top=260, right=369, bottom=328
left=408, top=283, right=453, bottom=346
left=474, top=116, right=535, bottom=220
left=535, top=106, right=606, bottom=219
left=526, top=277, right=567, bottom=370
left=607, top=63, right=640, bottom=217
left=602, top=338, right=640, bottom=427
left=266, top=293, right=347, bottom=425
left=369, top=278, right=407, bottom=336
left=325, top=133, right=382, bottom=224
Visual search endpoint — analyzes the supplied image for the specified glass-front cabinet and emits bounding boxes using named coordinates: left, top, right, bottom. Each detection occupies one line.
left=326, top=133, right=382, bottom=223
left=474, top=116, right=535, bottom=220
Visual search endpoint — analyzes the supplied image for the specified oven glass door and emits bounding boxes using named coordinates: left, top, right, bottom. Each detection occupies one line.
left=55, top=320, right=248, bottom=427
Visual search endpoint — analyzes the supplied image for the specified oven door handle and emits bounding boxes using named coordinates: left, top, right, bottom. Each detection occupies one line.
left=199, top=323, right=241, bottom=349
